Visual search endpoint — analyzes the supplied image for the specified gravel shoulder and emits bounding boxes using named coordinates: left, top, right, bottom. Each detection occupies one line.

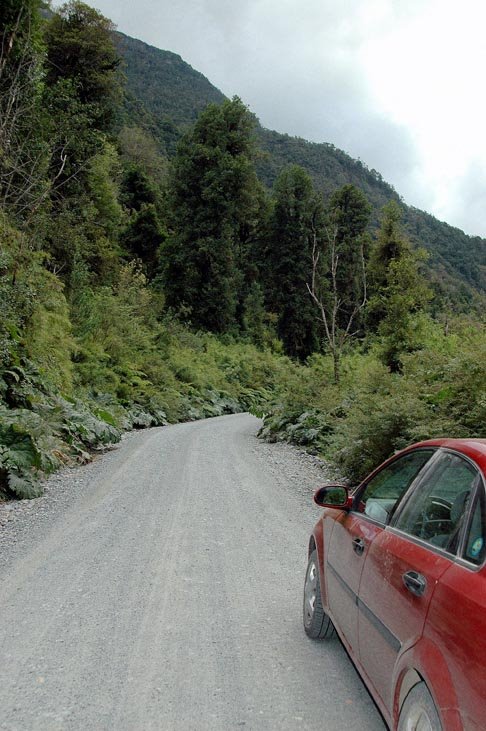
left=0, top=413, right=385, bottom=731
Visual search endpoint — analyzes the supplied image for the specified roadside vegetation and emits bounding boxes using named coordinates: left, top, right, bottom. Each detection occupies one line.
left=261, top=319, right=486, bottom=483
left=1, top=1, right=484, bottom=499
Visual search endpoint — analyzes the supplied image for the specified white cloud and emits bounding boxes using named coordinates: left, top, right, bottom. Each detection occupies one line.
left=359, top=0, right=486, bottom=234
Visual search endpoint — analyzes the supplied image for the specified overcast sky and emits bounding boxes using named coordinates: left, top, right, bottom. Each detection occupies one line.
left=86, top=0, right=486, bottom=237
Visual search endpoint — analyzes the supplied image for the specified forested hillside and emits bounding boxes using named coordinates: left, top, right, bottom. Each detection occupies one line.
left=0, top=1, right=484, bottom=502
left=118, top=33, right=486, bottom=302
left=116, top=33, right=225, bottom=154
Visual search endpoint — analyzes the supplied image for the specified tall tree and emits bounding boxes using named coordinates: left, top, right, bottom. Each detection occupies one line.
left=121, top=204, right=166, bottom=280
left=307, top=184, right=371, bottom=382
left=0, top=0, right=49, bottom=225
left=367, top=200, right=432, bottom=371
left=42, top=1, right=124, bottom=285
left=43, top=0, right=122, bottom=194
left=162, top=97, right=261, bottom=332
left=45, top=1, right=121, bottom=131
left=328, top=184, right=372, bottom=330
left=264, top=165, right=323, bottom=359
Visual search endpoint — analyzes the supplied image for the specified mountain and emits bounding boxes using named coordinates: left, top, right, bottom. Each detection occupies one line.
left=115, top=32, right=486, bottom=303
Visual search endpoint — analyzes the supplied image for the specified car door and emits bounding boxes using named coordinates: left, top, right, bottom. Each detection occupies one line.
left=357, top=449, right=479, bottom=712
left=325, top=449, right=434, bottom=657
left=422, top=480, right=486, bottom=730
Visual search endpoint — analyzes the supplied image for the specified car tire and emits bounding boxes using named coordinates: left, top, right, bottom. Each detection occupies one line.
left=303, top=550, right=335, bottom=639
left=398, top=682, right=442, bottom=731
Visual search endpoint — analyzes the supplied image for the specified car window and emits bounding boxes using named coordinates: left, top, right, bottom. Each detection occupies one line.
left=357, top=449, right=434, bottom=524
left=393, top=451, right=478, bottom=555
left=463, top=489, right=486, bottom=566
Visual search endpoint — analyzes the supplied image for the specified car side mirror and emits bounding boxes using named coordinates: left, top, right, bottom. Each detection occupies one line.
left=313, top=484, right=352, bottom=510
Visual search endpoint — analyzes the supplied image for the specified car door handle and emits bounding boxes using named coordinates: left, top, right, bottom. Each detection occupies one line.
left=402, top=571, right=427, bottom=597
left=352, top=537, right=366, bottom=556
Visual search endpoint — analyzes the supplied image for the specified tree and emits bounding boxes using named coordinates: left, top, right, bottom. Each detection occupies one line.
left=43, top=0, right=123, bottom=198
left=328, top=184, right=372, bottom=331
left=307, top=184, right=371, bottom=383
left=367, top=201, right=432, bottom=371
left=42, top=2, right=124, bottom=286
left=0, top=0, right=51, bottom=225
left=162, top=97, right=261, bottom=332
left=121, top=203, right=166, bottom=279
left=264, top=165, right=323, bottom=359
left=45, top=1, right=121, bottom=132
left=118, top=126, right=168, bottom=184
left=121, top=167, right=157, bottom=211
left=241, top=281, right=273, bottom=348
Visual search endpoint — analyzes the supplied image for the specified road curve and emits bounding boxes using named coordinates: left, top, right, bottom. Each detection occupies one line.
left=0, top=414, right=385, bottom=730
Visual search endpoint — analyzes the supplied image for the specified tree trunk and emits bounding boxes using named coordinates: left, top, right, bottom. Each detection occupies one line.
left=333, top=349, right=340, bottom=384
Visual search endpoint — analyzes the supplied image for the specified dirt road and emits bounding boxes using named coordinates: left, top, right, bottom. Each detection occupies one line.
left=0, top=414, right=385, bottom=730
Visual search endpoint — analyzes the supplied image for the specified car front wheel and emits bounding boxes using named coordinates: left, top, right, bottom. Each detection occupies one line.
left=398, top=682, right=442, bottom=731
left=303, top=550, right=335, bottom=639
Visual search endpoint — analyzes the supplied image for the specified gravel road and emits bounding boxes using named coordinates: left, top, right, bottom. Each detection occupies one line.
left=0, top=413, right=386, bottom=731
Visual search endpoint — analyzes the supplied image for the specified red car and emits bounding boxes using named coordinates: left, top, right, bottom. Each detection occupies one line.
left=303, top=438, right=486, bottom=731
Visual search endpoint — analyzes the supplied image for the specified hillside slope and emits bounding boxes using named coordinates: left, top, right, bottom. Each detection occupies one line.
left=116, top=32, right=485, bottom=299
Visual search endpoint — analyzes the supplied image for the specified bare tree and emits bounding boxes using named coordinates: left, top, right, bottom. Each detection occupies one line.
left=307, top=217, right=367, bottom=384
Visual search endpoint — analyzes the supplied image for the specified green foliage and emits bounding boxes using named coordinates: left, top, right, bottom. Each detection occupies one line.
left=23, top=268, right=75, bottom=392
left=121, top=166, right=157, bottom=210
left=368, top=202, right=432, bottom=371
left=68, top=260, right=289, bottom=431
left=41, top=5, right=124, bottom=287
left=121, top=203, right=166, bottom=279
left=259, top=409, right=333, bottom=452
left=307, top=183, right=372, bottom=382
left=0, top=0, right=49, bottom=225
left=0, top=368, right=122, bottom=499
left=0, top=408, right=46, bottom=499
left=163, top=97, right=263, bottom=332
left=327, top=184, right=372, bottom=330
left=45, top=1, right=122, bottom=130
left=327, top=364, right=430, bottom=482
left=264, top=164, right=323, bottom=359
left=117, top=127, right=168, bottom=184
left=87, top=143, right=123, bottom=238
left=241, top=281, right=279, bottom=349
left=260, top=317, right=486, bottom=483
left=0, top=221, right=34, bottom=368
left=115, top=33, right=225, bottom=150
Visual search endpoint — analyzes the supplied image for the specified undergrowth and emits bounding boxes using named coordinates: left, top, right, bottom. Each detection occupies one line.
left=259, top=317, right=486, bottom=483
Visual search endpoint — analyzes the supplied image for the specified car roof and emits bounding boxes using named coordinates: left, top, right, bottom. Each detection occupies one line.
left=407, top=438, right=486, bottom=472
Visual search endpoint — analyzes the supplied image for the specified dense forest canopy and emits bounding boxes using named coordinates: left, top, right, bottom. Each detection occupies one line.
left=0, top=1, right=484, bottom=501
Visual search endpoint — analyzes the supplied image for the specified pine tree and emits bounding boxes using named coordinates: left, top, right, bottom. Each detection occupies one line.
left=328, top=184, right=372, bottom=331
left=162, top=97, right=261, bottom=332
left=264, top=165, right=323, bottom=359
left=368, top=200, right=432, bottom=371
left=121, top=204, right=166, bottom=280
